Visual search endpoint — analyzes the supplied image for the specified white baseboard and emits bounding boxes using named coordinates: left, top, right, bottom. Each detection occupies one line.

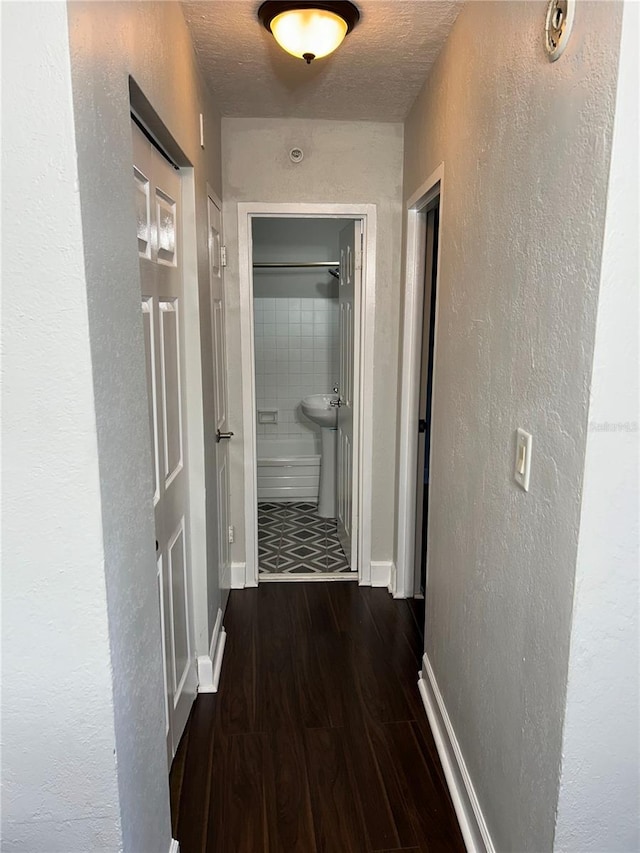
left=169, top=840, right=179, bottom=853
left=197, top=608, right=226, bottom=693
left=369, top=561, right=395, bottom=593
left=389, top=561, right=397, bottom=594
left=231, top=561, right=247, bottom=589
left=418, top=654, right=495, bottom=853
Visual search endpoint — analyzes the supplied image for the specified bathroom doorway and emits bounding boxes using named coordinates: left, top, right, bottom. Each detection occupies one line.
left=237, top=203, right=377, bottom=587
left=252, top=217, right=356, bottom=579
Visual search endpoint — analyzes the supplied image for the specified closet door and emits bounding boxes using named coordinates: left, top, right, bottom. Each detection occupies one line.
left=132, top=120, right=197, bottom=762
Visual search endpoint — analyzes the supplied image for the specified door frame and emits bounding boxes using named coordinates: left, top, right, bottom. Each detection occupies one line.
left=237, top=202, right=377, bottom=587
left=396, top=165, right=444, bottom=600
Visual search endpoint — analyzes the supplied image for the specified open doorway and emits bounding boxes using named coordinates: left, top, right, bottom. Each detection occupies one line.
left=252, top=218, right=358, bottom=580
left=397, top=167, right=443, bottom=608
left=237, top=203, right=377, bottom=588
left=413, top=201, right=439, bottom=614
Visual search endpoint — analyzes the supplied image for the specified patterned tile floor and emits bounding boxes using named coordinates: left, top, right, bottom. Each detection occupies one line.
left=258, top=502, right=352, bottom=575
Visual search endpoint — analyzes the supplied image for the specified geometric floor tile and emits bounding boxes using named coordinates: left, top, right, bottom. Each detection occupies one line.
left=257, top=501, right=352, bottom=574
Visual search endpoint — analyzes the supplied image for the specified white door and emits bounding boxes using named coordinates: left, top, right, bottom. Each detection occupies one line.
left=207, top=195, right=231, bottom=611
left=337, top=222, right=359, bottom=570
left=132, top=121, right=197, bottom=761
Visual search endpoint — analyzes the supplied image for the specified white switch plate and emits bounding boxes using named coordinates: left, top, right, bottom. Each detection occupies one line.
left=515, top=428, right=533, bottom=491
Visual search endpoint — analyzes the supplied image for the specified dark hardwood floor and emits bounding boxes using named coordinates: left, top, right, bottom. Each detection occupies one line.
left=170, top=582, right=464, bottom=853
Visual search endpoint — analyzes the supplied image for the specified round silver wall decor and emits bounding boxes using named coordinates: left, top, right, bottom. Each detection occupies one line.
left=545, top=0, right=575, bottom=61
left=289, top=147, right=304, bottom=163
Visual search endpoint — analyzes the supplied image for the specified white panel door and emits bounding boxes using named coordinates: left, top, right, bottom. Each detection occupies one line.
left=207, top=195, right=231, bottom=612
left=337, top=222, right=359, bottom=570
left=132, top=121, right=197, bottom=762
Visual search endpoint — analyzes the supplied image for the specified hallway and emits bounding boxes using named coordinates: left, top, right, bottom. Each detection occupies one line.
left=170, top=583, right=464, bottom=852
left=5, top=2, right=636, bottom=849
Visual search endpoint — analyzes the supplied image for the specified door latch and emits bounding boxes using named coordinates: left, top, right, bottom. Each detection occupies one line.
left=216, top=429, right=234, bottom=442
left=330, top=399, right=342, bottom=408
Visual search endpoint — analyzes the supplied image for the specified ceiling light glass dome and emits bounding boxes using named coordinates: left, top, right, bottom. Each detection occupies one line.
left=271, top=8, right=348, bottom=62
left=258, top=2, right=360, bottom=64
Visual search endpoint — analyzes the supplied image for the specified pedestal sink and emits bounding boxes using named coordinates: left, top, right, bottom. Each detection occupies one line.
left=301, top=394, right=338, bottom=518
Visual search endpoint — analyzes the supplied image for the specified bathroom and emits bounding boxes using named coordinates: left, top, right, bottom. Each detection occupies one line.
left=252, top=217, right=356, bottom=577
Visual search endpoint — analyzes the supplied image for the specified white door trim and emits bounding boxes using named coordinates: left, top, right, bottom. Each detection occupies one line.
left=237, top=202, right=377, bottom=588
left=396, top=165, right=444, bottom=599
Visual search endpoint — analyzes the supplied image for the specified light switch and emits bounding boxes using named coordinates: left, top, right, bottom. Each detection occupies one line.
left=515, top=428, right=533, bottom=491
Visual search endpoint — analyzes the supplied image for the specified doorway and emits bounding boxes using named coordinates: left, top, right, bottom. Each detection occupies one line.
left=414, top=202, right=439, bottom=600
left=397, top=166, right=444, bottom=603
left=251, top=218, right=357, bottom=579
left=237, top=203, right=377, bottom=587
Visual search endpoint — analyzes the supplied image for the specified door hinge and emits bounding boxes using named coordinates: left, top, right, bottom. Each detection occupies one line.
left=220, top=245, right=227, bottom=267
left=418, top=419, right=428, bottom=433
left=228, top=525, right=235, bottom=544
left=356, top=230, right=364, bottom=271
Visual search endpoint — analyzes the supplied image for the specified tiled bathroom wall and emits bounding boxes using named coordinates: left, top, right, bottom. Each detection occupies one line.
left=254, top=296, right=339, bottom=439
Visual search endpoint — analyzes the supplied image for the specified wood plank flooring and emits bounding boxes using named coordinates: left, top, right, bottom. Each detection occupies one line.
left=170, top=583, right=464, bottom=853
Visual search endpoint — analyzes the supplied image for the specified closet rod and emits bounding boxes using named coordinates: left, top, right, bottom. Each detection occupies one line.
left=253, top=261, right=338, bottom=268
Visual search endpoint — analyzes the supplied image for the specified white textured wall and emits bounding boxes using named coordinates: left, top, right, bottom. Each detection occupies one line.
left=402, top=2, right=622, bottom=850
left=222, top=118, right=404, bottom=566
left=65, top=2, right=223, bottom=850
left=1, top=3, right=121, bottom=849
left=554, top=4, right=639, bottom=850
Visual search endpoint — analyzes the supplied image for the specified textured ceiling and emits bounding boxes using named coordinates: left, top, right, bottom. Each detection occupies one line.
left=181, top=1, right=461, bottom=121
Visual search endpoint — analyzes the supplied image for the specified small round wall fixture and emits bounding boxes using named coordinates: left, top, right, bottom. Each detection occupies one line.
left=258, top=1, right=360, bottom=64
left=545, top=0, right=575, bottom=61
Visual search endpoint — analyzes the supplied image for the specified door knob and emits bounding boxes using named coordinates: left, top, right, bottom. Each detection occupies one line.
left=216, top=429, right=234, bottom=443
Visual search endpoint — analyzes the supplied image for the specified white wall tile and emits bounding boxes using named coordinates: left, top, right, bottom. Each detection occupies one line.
left=253, top=295, right=338, bottom=438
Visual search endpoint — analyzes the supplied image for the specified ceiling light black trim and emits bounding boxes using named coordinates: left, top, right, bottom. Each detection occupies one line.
left=257, top=1, right=361, bottom=36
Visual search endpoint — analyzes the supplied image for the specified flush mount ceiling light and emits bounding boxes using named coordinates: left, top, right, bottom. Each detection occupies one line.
left=258, top=1, right=360, bottom=64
